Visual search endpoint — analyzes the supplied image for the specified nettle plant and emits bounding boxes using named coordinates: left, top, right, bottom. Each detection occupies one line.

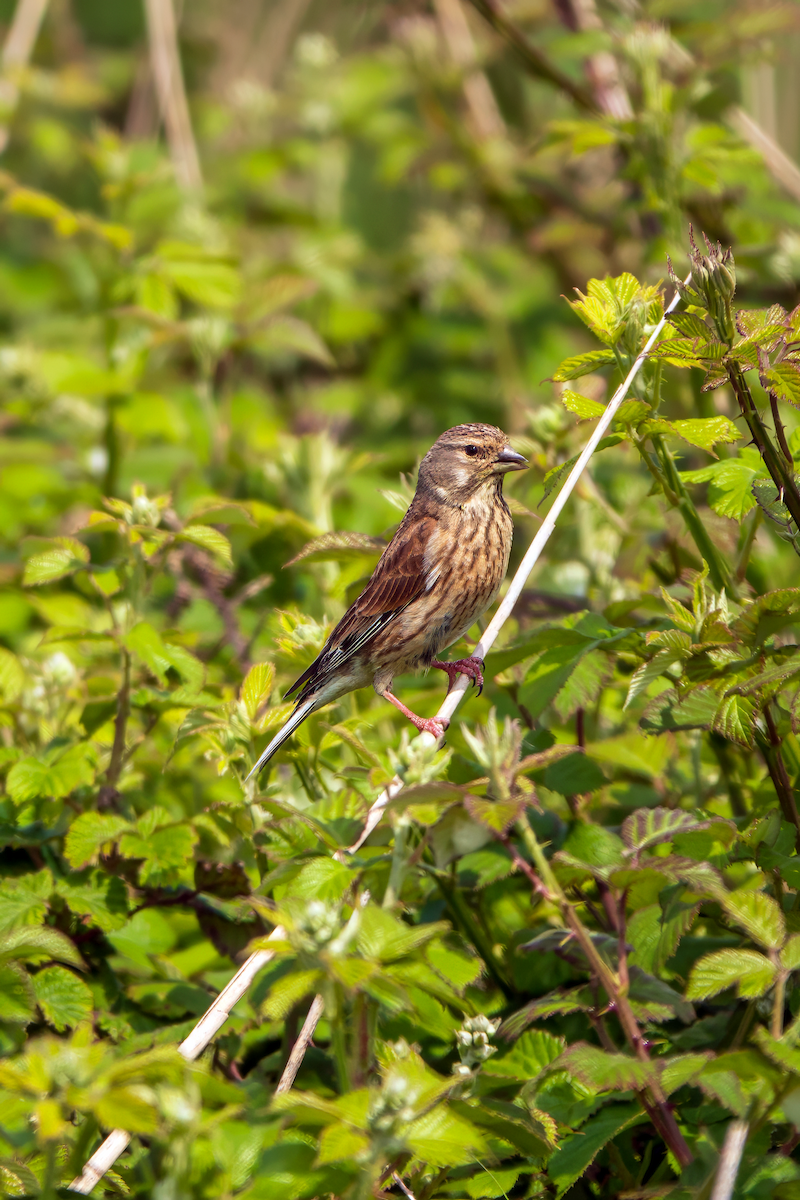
left=10, top=234, right=800, bottom=1200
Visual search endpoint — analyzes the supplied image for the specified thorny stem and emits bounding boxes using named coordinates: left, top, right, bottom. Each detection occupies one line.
left=106, top=651, right=130, bottom=787
left=727, top=363, right=800, bottom=533
left=513, top=817, right=694, bottom=1167
left=759, top=707, right=800, bottom=851
left=769, top=391, right=793, bottom=466
left=275, top=994, right=324, bottom=1095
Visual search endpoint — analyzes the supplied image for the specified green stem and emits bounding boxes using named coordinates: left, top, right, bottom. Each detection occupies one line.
left=331, top=984, right=351, bottom=1094
left=383, top=817, right=410, bottom=909
left=651, top=433, right=737, bottom=598
left=106, top=651, right=130, bottom=787
left=735, top=507, right=762, bottom=582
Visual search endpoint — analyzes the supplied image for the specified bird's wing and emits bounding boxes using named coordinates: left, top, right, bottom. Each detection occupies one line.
left=285, top=512, right=436, bottom=699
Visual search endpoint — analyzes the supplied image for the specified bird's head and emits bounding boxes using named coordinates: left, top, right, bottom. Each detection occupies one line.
left=417, top=423, right=527, bottom=504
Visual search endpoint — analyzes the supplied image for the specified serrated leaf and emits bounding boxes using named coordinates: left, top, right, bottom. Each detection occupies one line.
left=558, top=1042, right=654, bottom=1090
left=64, top=812, right=132, bottom=869
left=760, top=361, right=800, bottom=408
left=316, top=1122, right=369, bottom=1166
left=0, top=925, right=84, bottom=968
left=33, top=965, right=93, bottom=1031
left=548, top=1102, right=645, bottom=1198
left=683, top=452, right=763, bottom=519
left=0, top=647, right=24, bottom=701
left=648, top=416, right=741, bottom=455
left=126, top=621, right=205, bottom=693
left=241, top=661, right=275, bottom=720
left=484, top=1029, right=564, bottom=1080
left=714, top=694, right=756, bottom=747
left=551, top=348, right=615, bottom=382
left=622, top=807, right=718, bottom=854
left=262, top=968, right=321, bottom=1020
left=22, top=536, right=90, bottom=585
left=119, top=823, right=199, bottom=886
left=561, top=389, right=605, bottom=419
left=177, top=524, right=233, bottom=567
left=0, top=962, right=35, bottom=1022
left=7, top=744, right=95, bottom=802
left=542, top=435, right=624, bottom=500
left=722, top=888, right=785, bottom=949
left=686, top=947, right=776, bottom=999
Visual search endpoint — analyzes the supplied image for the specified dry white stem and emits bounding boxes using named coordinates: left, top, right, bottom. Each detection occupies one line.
left=346, top=272, right=687, bottom=854
left=393, top=1170, right=419, bottom=1200
left=144, top=0, right=202, bottom=191
left=0, top=0, right=49, bottom=154
left=728, top=106, right=800, bottom=205
left=70, top=929, right=285, bottom=1193
left=275, top=993, right=325, bottom=1094
left=710, top=1120, right=748, bottom=1200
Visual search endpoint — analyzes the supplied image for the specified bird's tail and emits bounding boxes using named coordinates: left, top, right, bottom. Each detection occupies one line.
left=245, top=697, right=316, bottom=781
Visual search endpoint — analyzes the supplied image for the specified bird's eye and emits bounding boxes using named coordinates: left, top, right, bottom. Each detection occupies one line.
left=464, top=445, right=479, bottom=457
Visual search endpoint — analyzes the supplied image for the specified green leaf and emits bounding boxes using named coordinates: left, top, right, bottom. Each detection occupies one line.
left=22, top=536, right=90, bottom=585
left=33, top=965, right=93, bottom=1030
left=0, top=925, right=84, bottom=968
left=0, top=870, right=51, bottom=932
left=64, top=813, right=132, bottom=870
left=162, top=259, right=241, bottom=309
left=0, top=647, right=24, bottom=701
left=551, top=348, right=615, bottom=382
left=686, top=947, right=776, bottom=999
left=177, top=523, right=233, bottom=567
left=56, top=872, right=129, bottom=932
left=7, top=743, right=95, bottom=802
left=119, top=823, right=199, bottom=886
left=722, top=888, right=785, bottom=949
left=126, top=621, right=205, bottom=693
left=561, top=389, right=605, bottom=419
left=760, top=361, right=800, bottom=408
left=548, top=1102, right=645, bottom=1198
left=683, top=450, right=763, bottom=519
left=0, top=962, right=35, bottom=1023
left=262, top=968, right=322, bottom=1020
left=241, top=661, right=275, bottom=720
left=622, top=807, right=724, bottom=854
left=648, top=416, right=741, bottom=455
left=406, top=1105, right=488, bottom=1168
left=483, top=1029, right=564, bottom=1080
left=316, top=1123, right=369, bottom=1165
left=558, top=1042, right=654, bottom=1091
left=93, top=1086, right=160, bottom=1134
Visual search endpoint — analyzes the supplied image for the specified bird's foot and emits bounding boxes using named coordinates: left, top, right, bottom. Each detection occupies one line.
left=383, top=691, right=449, bottom=741
left=431, top=656, right=485, bottom=696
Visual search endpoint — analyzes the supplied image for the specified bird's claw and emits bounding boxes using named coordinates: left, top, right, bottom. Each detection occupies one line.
left=433, top=656, right=485, bottom=696
left=416, top=716, right=449, bottom=740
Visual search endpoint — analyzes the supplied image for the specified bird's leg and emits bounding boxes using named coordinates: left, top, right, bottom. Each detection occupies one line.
left=430, top=656, right=485, bottom=696
left=383, top=691, right=449, bottom=740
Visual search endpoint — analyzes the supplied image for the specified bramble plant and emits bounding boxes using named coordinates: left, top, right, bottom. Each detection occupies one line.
left=5, top=2, right=800, bottom=1199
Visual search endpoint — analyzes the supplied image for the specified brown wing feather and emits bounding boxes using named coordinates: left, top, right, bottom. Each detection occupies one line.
left=285, top=511, right=436, bottom=699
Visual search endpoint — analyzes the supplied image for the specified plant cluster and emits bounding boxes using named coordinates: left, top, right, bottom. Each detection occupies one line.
left=3, top=2, right=800, bottom=1199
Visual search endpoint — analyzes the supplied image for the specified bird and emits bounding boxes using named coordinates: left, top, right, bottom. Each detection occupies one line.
left=246, top=423, right=527, bottom=779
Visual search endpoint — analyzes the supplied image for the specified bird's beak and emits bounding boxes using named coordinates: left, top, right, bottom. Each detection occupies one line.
left=494, top=445, right=528, bottom=473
